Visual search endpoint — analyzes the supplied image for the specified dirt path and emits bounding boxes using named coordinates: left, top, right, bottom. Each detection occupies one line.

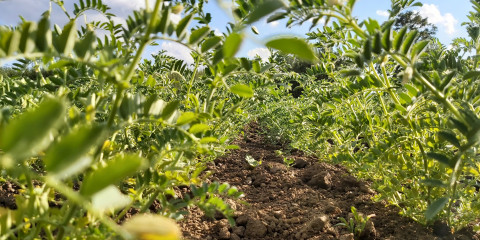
left=179, top=123, right=478, bottom=240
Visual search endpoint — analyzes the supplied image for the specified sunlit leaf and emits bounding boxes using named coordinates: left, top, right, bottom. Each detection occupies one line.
left=54, top=20, right=77, bottom=54
left=230, top=84, right=253, bottom=98
left=176, top=112, right=197, bottom=126
left=245, top=0, right=285, bottom=24
left=201, top=36, right=221, bottom=53
left=123, top=214, right=182, bottom=240
left=176, top=14, right=193, bottom=38
left=223, top=33, right=243, bottom=58
left=189, top=124, right=210, bottom=134
left=162, top=100, right=180, bottom=120
left=266, top=37, right=317, bottom=62
left=91, top=185, right=131, bottom=212
left=189, top=26, right=210, bottom=44
left=0, top=98, right=65, bottom=163
left=81, top=154, right=146, bottom=196
left=45, top=124, right=106, bottom=179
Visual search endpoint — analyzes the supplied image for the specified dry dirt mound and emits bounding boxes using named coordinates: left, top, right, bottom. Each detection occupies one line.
left=179, top=123, right=479, bottom=240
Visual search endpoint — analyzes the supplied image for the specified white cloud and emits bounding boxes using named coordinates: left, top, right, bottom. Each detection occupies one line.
left=214, top=28, right=223, bottom=36
left=161, top=42, right=194, bottom=65
left=247, top=48, right=271, bottom=61
left=376, top=10, right=389, bottom=18
left=0, top=0, right=65, bottom=26
left=418, top=4, right=458, bottom=35
left=104, top=0, right=146, bottom=10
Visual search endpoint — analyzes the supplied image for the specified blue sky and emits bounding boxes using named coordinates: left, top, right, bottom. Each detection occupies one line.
left=0, top=0, right=474, bottom=64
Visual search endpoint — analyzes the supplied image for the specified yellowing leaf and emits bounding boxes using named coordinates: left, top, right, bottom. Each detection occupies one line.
left=123, top=214, right=182, bottom=240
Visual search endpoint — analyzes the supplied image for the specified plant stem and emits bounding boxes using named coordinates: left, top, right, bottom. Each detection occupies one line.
left=107, top=0, right=163, bottom=128
left=186, top=56, right=200, bottom=97
left=55, top=205, right=78, bottom=240
left=140, top=189, right=161, bottom=213
left=390, top=54, right=463, bottom=122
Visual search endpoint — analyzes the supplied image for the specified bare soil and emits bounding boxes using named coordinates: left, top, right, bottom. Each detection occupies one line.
left=179, top=123, right=480, bottom=240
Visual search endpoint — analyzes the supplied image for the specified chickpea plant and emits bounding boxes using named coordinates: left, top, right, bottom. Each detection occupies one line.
left=0, top=0, right=316, bottom=238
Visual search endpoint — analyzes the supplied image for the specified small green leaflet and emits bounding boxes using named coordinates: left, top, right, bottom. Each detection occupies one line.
left=45, top=124, right=106, bottom=179
left=401, top=30, right=418, bottom=54
left=201, top=36, right=222, bottom=53
left=189, top=26, right=210, bottom=44
left=420, top=179, right=446, bottom=188
left=230, top=84, right=254, bottom=98
left=80, top=154, right=146, bottom=197
left=161, top=100, right=180, bottom=120
left=54, top=20, right=77, bottom=55
left=176, top=13, right=194, bottom=38
left=266, top=37, right=317, bottom=62
left=427, top=152, right=454, bottom=168
left=74, top=30, right=96, bottom=60
left=19, top=21, right=36, bottom=54
left=437, top=130, right=460, bottom=148
left=245, top=0, right=285, bottom=25
left=463, top=71, right=480, bottom=80
left=223, top=33, right=243, bottom=58
left=245, top=155, right=261, bottom=167
left=393, top=27, right=407, bottom=52
left=35, top=15, right=52, bottom=51
left=176, top=112, right=197, bottom=126
left=189, top=123, right=210, bottom=134
left=0, top=98, right=65, bottom=162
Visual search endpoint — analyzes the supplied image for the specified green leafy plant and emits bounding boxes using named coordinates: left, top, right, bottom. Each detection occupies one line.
left=245, top=155, right=262, bottom=167
left=336, top=206, right=374, bottom=239
left=0, top=0, right=319, bottom=238
left=283, top=157, right=295, bottom=167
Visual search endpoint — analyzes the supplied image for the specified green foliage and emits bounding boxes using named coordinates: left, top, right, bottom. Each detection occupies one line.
left=245, top=155, right=262, bottom=167
left=266, top=37, right=318, bottom=62
left=0, top=0, right=279, bottom=238
left=2, top=0, right=480, bottom=238
left=337, top=206, right=373, bottom=239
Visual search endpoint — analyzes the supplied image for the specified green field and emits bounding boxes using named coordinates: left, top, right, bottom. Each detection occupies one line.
left=1, top=0, right=480, bottom=239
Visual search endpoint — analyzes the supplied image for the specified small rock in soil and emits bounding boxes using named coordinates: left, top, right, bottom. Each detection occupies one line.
left=245, top=218, right=267, bottom=238
left=341, top=175, right=360, bottom=188
left=359, top=185, right=375, bottom=194
left=307, top=171, right=332, bottom=189
left=232, top=226, right=245, bottom=237
left=339, top=233, right=354, bottom=240
left=235, top=215, right=249, bottom=226
left=225, top=199, right=237, bottom=211
left=218, top=227, right=230, bottom=240
left=216, top=219, right=231, bottom=230
left=268, top=162, right=287, bottom=174
left=296, top=214, right=331, bottom=239
left=273, top=210, right=285, bottom=219
left=324, top=203, right=341, bottom=215
left=293, top=158, right=308, bottom=168
left=230, top=233, right=241, bottom=240
left=305, top=214, right=330, bottom=232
